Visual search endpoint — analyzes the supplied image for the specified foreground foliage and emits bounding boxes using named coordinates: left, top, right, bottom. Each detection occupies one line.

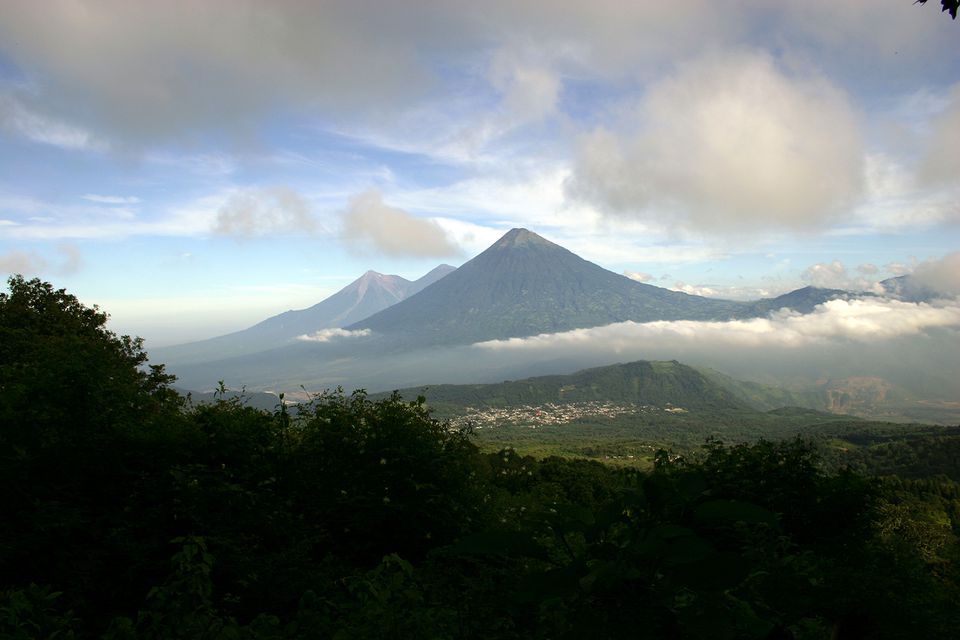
left=2, top=276, right=959, bottom=638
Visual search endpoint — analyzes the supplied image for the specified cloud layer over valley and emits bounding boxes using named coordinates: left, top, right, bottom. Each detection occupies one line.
left=471, top=297, right=960, bottom=399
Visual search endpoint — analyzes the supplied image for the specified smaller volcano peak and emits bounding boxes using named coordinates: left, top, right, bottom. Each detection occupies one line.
left=493, top=228, right=554, bottom=248
left=354, top=270, right=407, bottom=298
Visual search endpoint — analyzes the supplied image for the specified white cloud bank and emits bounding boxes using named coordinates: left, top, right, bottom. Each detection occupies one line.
left=297, top=328, right=372, bottom=343
left=566, top=51, right=864, bottom=232
left=474, top=298, right=960, bottom=354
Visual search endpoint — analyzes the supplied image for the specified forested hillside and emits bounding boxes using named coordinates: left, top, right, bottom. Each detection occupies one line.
left=2, top=276, right=959, bottom=639
left=379, top=360, right=754, bottom=414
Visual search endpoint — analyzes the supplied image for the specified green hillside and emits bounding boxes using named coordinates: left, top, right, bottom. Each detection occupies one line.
left=381, top=360, right=753, bottom=414
left=696, top=366, right=830, bottom=412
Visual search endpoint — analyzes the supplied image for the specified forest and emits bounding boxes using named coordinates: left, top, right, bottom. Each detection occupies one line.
left=2, top=275, right=960, bottom=639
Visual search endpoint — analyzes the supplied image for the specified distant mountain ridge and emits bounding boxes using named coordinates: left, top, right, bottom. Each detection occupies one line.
left=153, top=264, right=455, bottom=365
left=273, top=264, right=455, bottom=338
left=160, top=228, right=872, bottom=392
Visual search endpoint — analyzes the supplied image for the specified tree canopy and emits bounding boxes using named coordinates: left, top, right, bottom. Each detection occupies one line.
left=0, top=276, right=179, bottom=453
left=2, top=276, right=959, bottom=638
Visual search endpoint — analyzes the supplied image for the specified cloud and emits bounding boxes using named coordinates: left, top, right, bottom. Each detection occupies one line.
left=464, top=296, right=960, bottom=401
left=910, top=252, right=960, bottom=296
left=489, top=48, right=561, bottom=126
left=214, top=187, right=316, bottom=237
left=800, top=254, right=960, bottom=300
left=671, top=283, right=785, bottom=302
left=474, top=298, right=960, bottom=354
left=0, top=2, right=436, bottom=146
left=341, top=189, right=461, bottom=258
left=800, top=260, right=885, bottom=293
left=0, top=0, right=954, bottom=154
left=0, top=250, right=47, bottom=275
left=671, top=282, right=726, bottom=298
left=0, top=93, right=105, bottom=151
left=441, top=49, right=564, bottom=158
left=848, top=152, right=960, bottom=232
left=148, top=151, right=239, bottom=177
left=885, top=260, right=916, bottom=277
left=297, top=328, right=372, bottom=343
left=82, top=194, right=141, bottom=205
left=918, top=83, right=960, bottom=187
left=624, top=271, right=653, bottom=283
left=0, top=1, right=741, bottom=149
left=56, top=243, right=83, bottom=275
left=0, top=244, right=83, bottom=277
left=566, top=51, right=864, bottom=232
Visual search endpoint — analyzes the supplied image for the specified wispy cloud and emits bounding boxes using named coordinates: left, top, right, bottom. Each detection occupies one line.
left=0, top=93, right=105, bottom=151
left=82, top=194, right=141, bottom=205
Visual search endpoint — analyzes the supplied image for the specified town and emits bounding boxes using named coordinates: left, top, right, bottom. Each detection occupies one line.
left=446, top=401, right=688, bottom=430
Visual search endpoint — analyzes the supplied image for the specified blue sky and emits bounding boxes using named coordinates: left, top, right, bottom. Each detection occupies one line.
left=1, top=1, right=958, bottom=347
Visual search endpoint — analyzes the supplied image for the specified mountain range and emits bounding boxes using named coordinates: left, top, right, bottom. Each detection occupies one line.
left=346, top=229, right=858, bottom=347
left=153, top=264, right=455, bottom=365
left=156, top=228, right=946, bottom=411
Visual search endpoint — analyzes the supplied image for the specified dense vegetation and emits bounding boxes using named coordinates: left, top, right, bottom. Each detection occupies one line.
left=2, top=276, right=960, bottom=638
